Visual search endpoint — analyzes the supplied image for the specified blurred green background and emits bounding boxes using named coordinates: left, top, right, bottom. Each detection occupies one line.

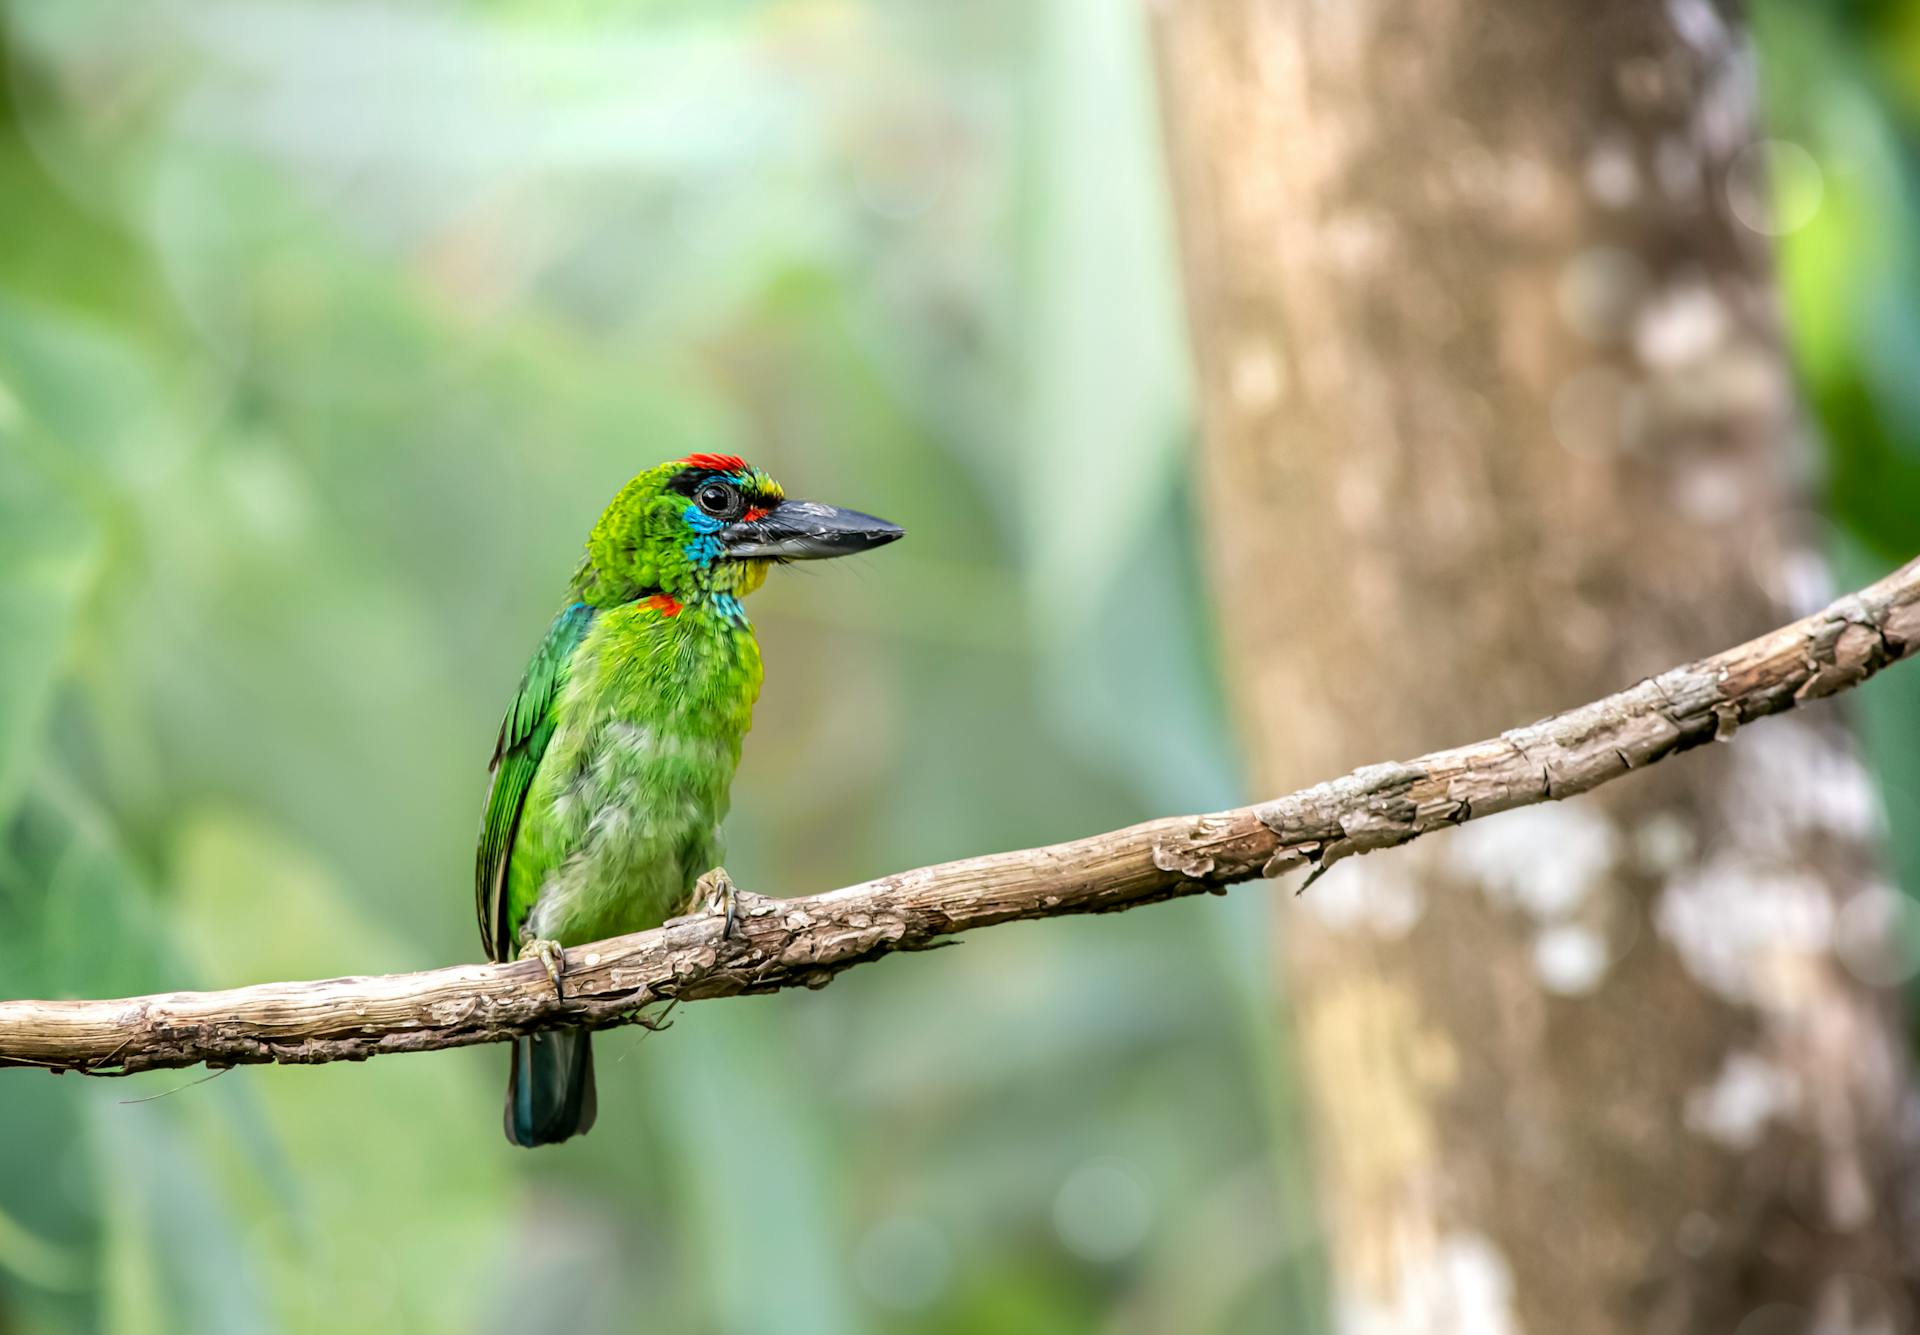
left=0, top=3, right=1916, bottom=1333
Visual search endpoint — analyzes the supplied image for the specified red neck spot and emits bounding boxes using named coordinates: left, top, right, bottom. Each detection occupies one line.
left=645, top=593, right=684, bottom=618
left=679, top=452, right=748, bottom=474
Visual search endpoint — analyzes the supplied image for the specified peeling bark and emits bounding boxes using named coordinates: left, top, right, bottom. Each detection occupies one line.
left=1150, top=0, right=1919, bottom=1330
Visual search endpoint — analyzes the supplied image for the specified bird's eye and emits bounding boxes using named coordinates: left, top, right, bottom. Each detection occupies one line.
left=695, top=481, right=743, bottom=520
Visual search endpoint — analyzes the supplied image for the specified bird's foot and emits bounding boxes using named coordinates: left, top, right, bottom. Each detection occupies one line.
left=693, top=867, right=742, bottom=940
left=517, top=937, right=567, bottom=998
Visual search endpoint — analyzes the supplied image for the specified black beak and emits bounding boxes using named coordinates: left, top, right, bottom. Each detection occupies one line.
left=721, top=499, right=905, bottom=561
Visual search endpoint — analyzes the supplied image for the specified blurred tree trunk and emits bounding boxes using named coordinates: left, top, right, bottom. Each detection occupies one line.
left=1150, top=2, right=1918, bottom=1331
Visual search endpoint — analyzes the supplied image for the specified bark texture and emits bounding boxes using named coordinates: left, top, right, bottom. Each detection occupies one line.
left=2, top=559, right=1915, bottom=1082
left=1151, top=1, right=1919, bottom=1331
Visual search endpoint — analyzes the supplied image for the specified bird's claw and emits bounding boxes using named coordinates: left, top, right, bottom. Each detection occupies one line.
left=517, top=937, right=567, bottom=998
left=693, top=867, right=742, bottom=940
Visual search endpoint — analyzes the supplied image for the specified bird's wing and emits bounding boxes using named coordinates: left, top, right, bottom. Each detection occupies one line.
left=476, top=602, right=596, bottom=961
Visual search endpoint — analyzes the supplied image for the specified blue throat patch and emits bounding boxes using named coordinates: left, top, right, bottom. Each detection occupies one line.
left=682, top=503, right=725, bottom=568
left=680, top=504, right=749, bottom=626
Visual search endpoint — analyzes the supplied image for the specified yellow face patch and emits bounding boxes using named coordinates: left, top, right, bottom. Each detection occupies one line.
left=724, top=559, right=772, bottom=598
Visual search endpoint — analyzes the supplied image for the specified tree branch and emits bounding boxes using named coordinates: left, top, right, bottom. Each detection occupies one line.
left=4, top=555, right=1917, bottom=1077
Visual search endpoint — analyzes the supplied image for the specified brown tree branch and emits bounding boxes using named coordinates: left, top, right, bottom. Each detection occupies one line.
left=3, top=555, right=1916, bottom=1077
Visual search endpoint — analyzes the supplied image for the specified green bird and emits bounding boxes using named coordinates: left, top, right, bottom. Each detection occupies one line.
left=476, top=453, right=903, bottom=1148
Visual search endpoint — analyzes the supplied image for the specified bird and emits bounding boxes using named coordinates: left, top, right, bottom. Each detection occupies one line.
left=475, top=453, right=903, bottom=1147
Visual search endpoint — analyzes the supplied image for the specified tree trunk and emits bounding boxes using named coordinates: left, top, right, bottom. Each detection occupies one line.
left=1150, top=2, right=1918, bottom=1331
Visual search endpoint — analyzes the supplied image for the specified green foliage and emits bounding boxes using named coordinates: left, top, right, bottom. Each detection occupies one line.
left=1757, top=0, right=1920, bottom=896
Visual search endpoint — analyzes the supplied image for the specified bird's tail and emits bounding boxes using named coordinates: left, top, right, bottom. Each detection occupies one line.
left=504, top=1028, right=598, bottom=1148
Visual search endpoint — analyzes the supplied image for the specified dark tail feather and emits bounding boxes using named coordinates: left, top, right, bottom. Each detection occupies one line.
left=505, top=1028, right=597, bottom=1148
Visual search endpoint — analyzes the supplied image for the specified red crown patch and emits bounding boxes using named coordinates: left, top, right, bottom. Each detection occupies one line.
left=679, top=452, right=749, bottom=474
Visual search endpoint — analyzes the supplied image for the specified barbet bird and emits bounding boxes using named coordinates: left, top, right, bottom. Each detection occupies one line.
left=476, top=454, right=903, bottom=1147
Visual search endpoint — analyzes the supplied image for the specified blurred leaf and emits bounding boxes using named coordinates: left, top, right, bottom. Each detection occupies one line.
left=640, top=1002, right=863, bottom=1335
left=1758, top=0, right=1920, bottom=911
left=0, top=1205, right=84, bottom=1295
left=92, top=1099, right=266, bottom=1335
left=168, top=809, right=514, bottom=1335
left=0, top=441, right=96, bottom=822
left=1760, top=1, right=1920, bottom=564
left=1, top=781, right=179, bottom=1001
left=1019, top=0, right=1190, bottom=598
left=0, top=299, right=173, bottom=473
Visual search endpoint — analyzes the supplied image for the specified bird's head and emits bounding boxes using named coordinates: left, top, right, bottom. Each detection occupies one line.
left=573, top=453, right=904, bottom=609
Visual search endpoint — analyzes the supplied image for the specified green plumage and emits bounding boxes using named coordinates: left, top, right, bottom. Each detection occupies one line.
left=501, top=597, right=762, bottom=950
left=476, top=602, right=595, bottom=962
left=476, top=455, right=901, bottom=1148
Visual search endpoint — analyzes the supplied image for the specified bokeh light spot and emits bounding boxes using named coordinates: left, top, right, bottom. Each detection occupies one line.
left=1053, top=1158, right=1153, bottom=1264
left=1633, top=282, right=1728, bottom=368
left=1534, top=924, right=1608, bottom=995
left=1834, top=884, right=1920, bottom=987
left=1726, top=139, right=1824, bottom=236
left=853, top=1214, right=951, bottom=1311
left=1585, top=137, right=1640, bottom=209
